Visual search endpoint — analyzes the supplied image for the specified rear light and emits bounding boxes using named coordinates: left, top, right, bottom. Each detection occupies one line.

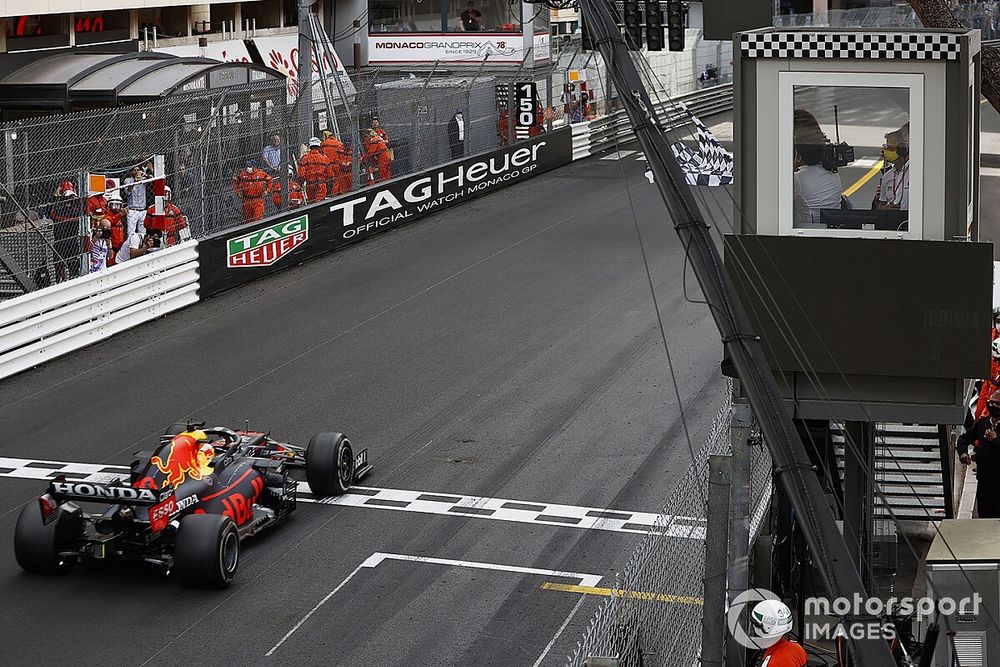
left=38, top=494, right=59, bottom=525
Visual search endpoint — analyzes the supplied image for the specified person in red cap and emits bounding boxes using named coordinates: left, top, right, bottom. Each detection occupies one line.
left=49, top=180, right=83, bottom=279
left=104, top=191, right=126, bottom=266
left=960, top=388, right=1000, bottom=518
left=144, top=186, right=189, bottom=247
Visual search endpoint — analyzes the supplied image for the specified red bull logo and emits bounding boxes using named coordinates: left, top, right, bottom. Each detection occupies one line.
left=151, top=433, right=215, bottom=488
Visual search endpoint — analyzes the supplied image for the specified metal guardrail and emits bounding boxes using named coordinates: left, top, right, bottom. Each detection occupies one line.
left=0, top=241, right=199, bottom=380
left=570, top=82, right=734, bottom=160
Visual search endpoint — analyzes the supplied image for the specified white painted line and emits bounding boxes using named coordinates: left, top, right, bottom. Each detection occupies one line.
left=600, top=150, right=637, bottom=160
left=981, top=167, right=1000, bottom=178
left=0, top=455, right=706, bottom=538
left=531, top=594, right=587, bottom=667
left=958, top=464, right=978, bottom=520
left=267, top=552, right=602, bottom=656
left=264, top=560, right=368, bottom=656
left=850, top=157, right=882, bottom=169
left=367, top=552, right=604, bottom=587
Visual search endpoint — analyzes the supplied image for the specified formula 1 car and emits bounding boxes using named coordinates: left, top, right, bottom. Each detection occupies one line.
left=14, top=422, right=372, bottom=588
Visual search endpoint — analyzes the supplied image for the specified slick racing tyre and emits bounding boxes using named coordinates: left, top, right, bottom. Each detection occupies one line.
left=306, top=432, right=354, bottom=497
left=175, top=514, right=240, bottom=589
left=14, top=501, right=79, bottom=575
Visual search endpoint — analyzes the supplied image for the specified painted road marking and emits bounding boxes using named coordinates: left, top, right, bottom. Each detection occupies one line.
left=843, top=158, right=884, bottom=197
left=267, top=552, right=603, bottom=656
left=540, top=582, right=703, bottom=606
left=600, top=150, right=637, bottom=160
left=0, top=456, right=707, bottom=538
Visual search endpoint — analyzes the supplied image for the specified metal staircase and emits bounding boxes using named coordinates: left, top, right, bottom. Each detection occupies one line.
left=833, top=423, right=950, bottom=521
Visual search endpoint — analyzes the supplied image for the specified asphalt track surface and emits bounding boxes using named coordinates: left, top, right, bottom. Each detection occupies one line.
left=0, top=134, right=732, bottom=665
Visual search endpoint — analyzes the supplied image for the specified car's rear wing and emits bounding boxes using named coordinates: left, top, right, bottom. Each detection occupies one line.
left=49, top=480, right=166, bottom=506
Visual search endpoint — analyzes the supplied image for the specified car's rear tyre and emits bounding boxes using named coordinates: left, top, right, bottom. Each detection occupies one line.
left=175, top=514, right=240, bottom=588
left=14, top=501, right=78, bottom=575
left=306, top=432, right=354, bottom=496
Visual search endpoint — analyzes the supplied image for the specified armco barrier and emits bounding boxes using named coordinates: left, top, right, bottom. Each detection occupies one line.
left=198, top=127, right=574, bottom=296
left=571, top=82, right=734, bottom=160
left=0, top=242, right=199, bottom=380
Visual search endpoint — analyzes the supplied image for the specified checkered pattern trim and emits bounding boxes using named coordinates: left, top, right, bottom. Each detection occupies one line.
left=670, top=105, right=733, bottom=187
left=740, top=32, right=961, bottom=61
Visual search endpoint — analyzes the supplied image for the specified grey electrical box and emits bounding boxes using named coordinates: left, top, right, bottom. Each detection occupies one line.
left=703, top=0, right=772, bottom=41
left=925, top=520, right=1000, bottom=666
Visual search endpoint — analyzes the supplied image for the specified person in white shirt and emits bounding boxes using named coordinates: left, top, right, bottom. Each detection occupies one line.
left=116, top=228, right=162, bottom=265
left=792, top=142, right=843, bottom=228
left=88, top=219, right=113, bottom=273
left=876, top=128, right=909, bottom=211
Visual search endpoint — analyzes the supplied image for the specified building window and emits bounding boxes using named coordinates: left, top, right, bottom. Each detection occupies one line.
left=75, top=10, right=130, bottom=45
left=369, top=0, right=521, bottom=33
left=5, top=15, right=70, bottom=50
left=243, top=0, right=283, bottom=30
left=778, top=71, right=923, bottom=240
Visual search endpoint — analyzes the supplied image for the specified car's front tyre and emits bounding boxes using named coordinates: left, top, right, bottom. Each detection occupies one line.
left=305, top=432, right=354, bottom=496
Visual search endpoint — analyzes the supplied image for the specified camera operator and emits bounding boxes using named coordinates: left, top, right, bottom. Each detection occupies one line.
left=115, top=227, right=162, bottom=264
left=792, top=110, right=844, bottom=228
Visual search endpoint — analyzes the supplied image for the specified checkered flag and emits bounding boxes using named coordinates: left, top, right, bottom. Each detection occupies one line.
left=668, top=104, right=733, bottom=187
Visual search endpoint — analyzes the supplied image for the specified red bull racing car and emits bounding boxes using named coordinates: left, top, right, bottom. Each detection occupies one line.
left=14, top=422, right=372, bottom=588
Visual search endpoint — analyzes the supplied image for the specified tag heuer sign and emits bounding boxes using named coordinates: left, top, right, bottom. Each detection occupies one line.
left=227, top=216, right=308, bottom=267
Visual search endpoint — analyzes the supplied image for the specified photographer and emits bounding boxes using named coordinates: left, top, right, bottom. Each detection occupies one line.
left=792, top=111, right=844, bottom=228
left=115, top=227, right=162, bottom=265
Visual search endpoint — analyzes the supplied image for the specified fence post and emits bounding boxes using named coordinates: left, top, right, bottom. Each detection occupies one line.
left=297, top=0, right=316, bottom=144
left=702, top=454, right=732, bottom=667
left=726, top=388, right=753, bottom=667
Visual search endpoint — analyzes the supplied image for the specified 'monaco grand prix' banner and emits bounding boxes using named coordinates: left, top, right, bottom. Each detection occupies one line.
left=198, top=127, right=573, bottom=296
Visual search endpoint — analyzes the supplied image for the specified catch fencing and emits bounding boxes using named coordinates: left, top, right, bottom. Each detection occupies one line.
left=567, top=389, right=774, bottom=667
left=0, top=54, right=564, bottom=300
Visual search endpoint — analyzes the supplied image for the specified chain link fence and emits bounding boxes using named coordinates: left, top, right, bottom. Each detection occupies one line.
left=566, top=389, right=774, bottom=667
left=0, top=52, right=564, bottom=299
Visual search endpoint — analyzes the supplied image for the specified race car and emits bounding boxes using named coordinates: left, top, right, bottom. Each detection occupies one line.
left=14, top=422, right=372, bottom=588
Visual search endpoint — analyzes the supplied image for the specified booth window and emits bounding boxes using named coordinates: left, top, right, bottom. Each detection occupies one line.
left=778, top=71, right=923, bottom=239
left=370, top=0, right=520, bottom=32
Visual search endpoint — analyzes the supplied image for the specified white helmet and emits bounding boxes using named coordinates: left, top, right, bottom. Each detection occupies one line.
left=164, top=185, right=172, bottom=202
left=308, top=136, right=321, bottom=148
left=749, top=599, right=793, bottom=649
left=992, top=338, right=1000, bottom=360
left=107, top=194, right=124, bottom=211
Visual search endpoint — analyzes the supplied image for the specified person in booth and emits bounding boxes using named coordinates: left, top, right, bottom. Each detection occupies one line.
left=460, top=1, right=482, bottom=31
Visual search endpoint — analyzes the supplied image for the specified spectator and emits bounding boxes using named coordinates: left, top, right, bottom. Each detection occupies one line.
left=298, top=137, right=331, bottom=201
left=960, top=389, right=1000, bottom=518
left=123, top=164, right=151, bottom=236
left=49, top=181, right=83, bottom=280
left=698, top=64, right=719, bottom=87
left=116, top=227, right=162, bottom=265
left=460, top=1, right=483, bottom=31
left=876, top=126, right=910, bottom=212
left=144, top=186, right=190, bottom=247
left=105, top=193, right=126, bottom=267
left=261, top=133, right=282, bottom=176
left=233, top=160, right=272, bottom=223
left=792, top=109, right=843, bottom=228
left=448, top=109, right=465, bottom=159
left=85, top=180, right=112, bottom=218
left=86, top=218, right=113, bottom=273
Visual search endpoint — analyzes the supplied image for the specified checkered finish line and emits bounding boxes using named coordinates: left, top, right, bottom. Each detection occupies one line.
left=740, top=31, right=961, bottom=61
left=0, top=456, right=706, bottom=539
